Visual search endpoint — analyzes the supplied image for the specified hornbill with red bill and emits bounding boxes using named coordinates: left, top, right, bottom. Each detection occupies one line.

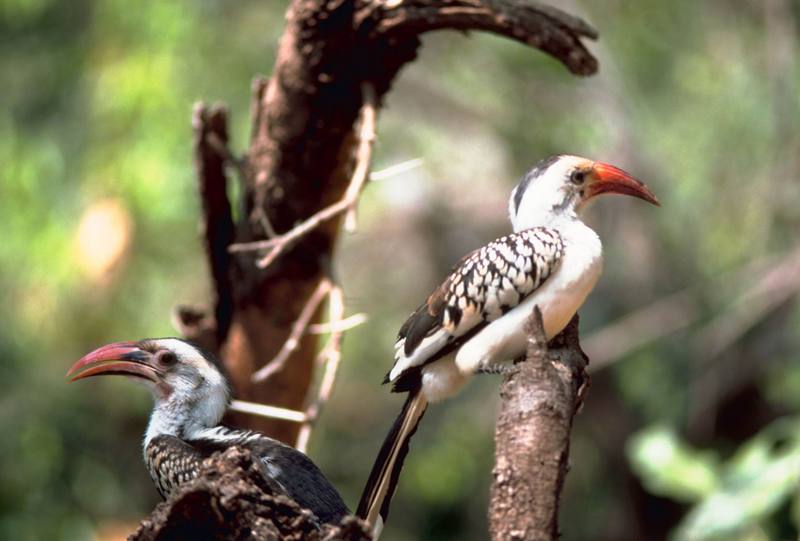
left=68, top=337, right=349, bottom=525
left=357, top=155, right=659, bottom=535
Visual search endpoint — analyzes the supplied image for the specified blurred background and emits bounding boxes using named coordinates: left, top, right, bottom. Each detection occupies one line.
left=2, top=0, right=799, bottom=539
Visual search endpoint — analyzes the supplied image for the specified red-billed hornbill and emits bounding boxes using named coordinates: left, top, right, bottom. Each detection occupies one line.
left=357, top=155, right=659, bottom=533
left=68, top=338, right=349, bottom=524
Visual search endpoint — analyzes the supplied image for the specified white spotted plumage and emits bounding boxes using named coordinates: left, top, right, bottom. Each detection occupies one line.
left=387, top=227, right=566, bottom=400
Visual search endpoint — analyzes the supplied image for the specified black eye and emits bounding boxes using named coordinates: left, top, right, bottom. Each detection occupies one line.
left=156, top=350, right=178, bottom=367
left=571, top=170, right=586, bottom=185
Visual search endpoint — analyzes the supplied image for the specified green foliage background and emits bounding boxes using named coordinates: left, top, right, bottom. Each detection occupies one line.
left=2, top=1, right=799, bottom=540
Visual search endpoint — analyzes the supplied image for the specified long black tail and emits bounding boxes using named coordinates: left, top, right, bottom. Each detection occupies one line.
left=357, top=391, right=428, bottom=537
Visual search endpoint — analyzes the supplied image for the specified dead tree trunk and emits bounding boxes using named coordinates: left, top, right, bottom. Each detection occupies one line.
left=177, top=0, right=598, bottom=444
left=489, top=310, right=590, bottom=541
left=177, top=0, right=598, bottom=445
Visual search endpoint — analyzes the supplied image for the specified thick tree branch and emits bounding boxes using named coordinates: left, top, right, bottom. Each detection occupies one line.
left=364, top=0, right=598, bottom=76
left=489, top=310, right=589, bottom=541
left=189, top=103, right=235, bottom=349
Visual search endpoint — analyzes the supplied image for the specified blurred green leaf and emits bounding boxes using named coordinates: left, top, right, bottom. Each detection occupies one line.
left=675, top=419, right=800, bottom=541
left=628, top=425, right=719, bottom=503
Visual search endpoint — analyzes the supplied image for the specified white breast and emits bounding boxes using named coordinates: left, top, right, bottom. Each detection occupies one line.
left=453, top=221, right=602, bottom=374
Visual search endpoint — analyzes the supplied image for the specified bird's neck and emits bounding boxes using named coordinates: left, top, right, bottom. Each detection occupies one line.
left=143, top=391, right=228, bottom=451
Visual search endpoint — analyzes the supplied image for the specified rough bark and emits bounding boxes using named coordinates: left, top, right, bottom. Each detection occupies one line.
left=489, top=310, right=590, bottom=541
left=130, top=447, right=370, bottom=541
left=179, top=0, right=597, bottom=444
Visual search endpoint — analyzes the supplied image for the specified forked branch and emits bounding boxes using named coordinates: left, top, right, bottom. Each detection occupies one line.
left=229, top=275, right=364, bottom=453
left=251, top=278, right=334, bottom=383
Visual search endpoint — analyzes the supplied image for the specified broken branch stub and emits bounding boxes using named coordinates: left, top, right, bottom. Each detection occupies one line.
left=489, top=311, right=589, bottom=541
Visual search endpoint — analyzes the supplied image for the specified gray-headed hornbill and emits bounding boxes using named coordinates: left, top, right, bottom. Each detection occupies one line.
left=357, top=155, right=659, bottom=535
left=68, top=337, right=349, bottom=524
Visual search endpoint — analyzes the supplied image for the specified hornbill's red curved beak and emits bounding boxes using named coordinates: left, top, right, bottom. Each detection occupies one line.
left=67, top=341, right=159, bottom=383
left=588, top=162, right=660, bottom=206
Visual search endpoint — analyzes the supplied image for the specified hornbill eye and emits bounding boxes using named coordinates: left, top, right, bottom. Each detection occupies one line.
left=570, top=169, right=586, bottom=185
left=156, top=350, right=178, bottom=367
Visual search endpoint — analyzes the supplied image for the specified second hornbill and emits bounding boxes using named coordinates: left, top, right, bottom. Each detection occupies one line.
left=68, top=337, right=349, bottom=525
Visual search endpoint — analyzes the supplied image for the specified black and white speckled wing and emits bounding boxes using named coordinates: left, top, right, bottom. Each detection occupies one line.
left=145, top=434, right=205, bottom=499
left=387, top=227, right=563, bottom=388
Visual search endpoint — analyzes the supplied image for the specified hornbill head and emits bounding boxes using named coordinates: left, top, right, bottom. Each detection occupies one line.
left=509, top=155, right=659, bottom=231
left=68, top=338, right=230, bottom=431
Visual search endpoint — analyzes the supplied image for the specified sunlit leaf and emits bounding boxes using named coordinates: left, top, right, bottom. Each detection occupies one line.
left=628, top=425, right=719, bottom=503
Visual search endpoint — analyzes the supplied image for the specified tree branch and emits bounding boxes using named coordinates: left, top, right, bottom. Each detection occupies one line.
left=489, top=309, right=589, bottom=541
left=190, top=103, right=235, bottom=348
left=228, top=399, right=308, bottom=424
left=365, top=0, right=598, bottom=76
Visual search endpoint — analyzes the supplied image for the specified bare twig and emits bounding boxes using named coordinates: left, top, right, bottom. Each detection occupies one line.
left=228, top=84, right=379, bottom=269
left=369, top=158, right=423, bottom=181
left=251, top=278, right=333, bottom=382
left=307, top=313, right=368, bottom=334
left=585, top=290, right=699, bottom=372
left=225, top=277, right=354, bottom=451
left=687, top=246, right=800, bottom=434
left=249, top=76, right=268, bottom=146
left=231, top=198, right=352, bottom=267
left=344, top=83, right=378, bottom=232
left=256, top=207, right=279, bottom=239
left=228, top=400, right=308, bottom=424
left=296, top=282, right=346, bottom=453
left=692, top=246, right=800, bottom=361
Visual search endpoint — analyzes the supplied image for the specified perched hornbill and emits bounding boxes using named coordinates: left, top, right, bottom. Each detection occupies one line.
left=68, top=337, right=349, bottom=524
left=357, top=155, right=659, bottom=534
